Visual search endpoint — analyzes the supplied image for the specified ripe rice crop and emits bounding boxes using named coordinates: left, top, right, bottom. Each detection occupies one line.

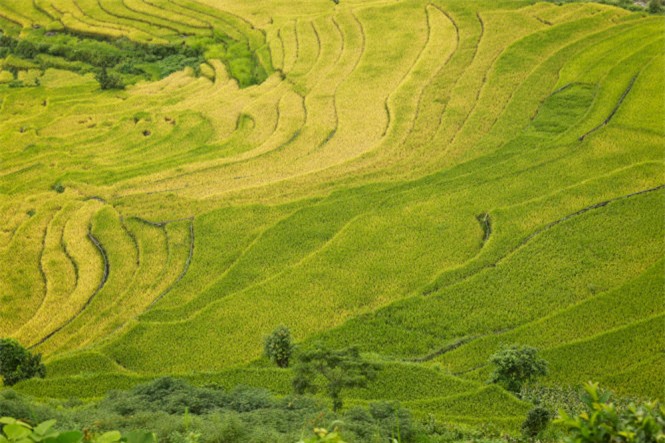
left=1, top=0, right=663, bottom=433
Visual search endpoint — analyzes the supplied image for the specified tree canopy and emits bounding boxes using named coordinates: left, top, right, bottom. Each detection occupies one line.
left=293, top=345, right=378, bottom=412
left=0, top=338, right=46, bottom=386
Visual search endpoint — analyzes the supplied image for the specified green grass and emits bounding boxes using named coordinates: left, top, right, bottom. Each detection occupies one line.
left=1, top=0, right=663, bottom=433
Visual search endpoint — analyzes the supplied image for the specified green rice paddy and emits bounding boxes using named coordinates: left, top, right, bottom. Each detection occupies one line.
left=1, top=0, right=663, bottom=432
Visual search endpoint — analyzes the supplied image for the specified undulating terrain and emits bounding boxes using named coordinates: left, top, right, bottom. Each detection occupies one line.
left=1, top=0, right=663, bottom=431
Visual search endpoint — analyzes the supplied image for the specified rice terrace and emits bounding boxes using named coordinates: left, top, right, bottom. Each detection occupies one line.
left=0, top=0, right=663, bottom=440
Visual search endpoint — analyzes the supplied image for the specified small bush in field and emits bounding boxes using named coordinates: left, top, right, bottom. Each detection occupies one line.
left=264, top=326, right=294, bottom=368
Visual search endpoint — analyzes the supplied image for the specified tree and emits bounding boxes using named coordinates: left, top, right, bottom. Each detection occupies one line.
left=293, top=345, right=378, bottom=412
left=488, top=345, right=547, bottom=393
left=95, top=68, right=124, bottom=90
left=0, top=338, right=46, bottom=386
left=649, top=0, right=663, bottom=14
left=264, top=325, right=293, bottom=368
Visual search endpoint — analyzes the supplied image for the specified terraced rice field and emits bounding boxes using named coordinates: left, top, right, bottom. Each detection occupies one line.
left=1, top=0, right=663, bottom=430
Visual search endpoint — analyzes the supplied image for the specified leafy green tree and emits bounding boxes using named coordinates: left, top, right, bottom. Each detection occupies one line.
left=488, top=345, right=547, bottom=393
left=293, top=345, right=378, bottom=412
left=0, top=338, right=46, bottom=386
left=649, top=0, right=663, bottom=13
left=264, top=325, right=294, bottom=368
left=95, top=68, right=124, bottom=90
left=556, top=382, right=665, bottom=443
left=15, top=40, right=37, bottom=58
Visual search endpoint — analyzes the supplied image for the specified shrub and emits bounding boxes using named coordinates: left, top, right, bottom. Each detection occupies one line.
left=103, top=378, right=227, bottom=416
left=649, top=0, right=663, bottom=13
left=226, top=385, right=274, bottom=413
left=0, top=338, right=46, bottom=387
left=521, top=406, right=552, bottom=439
left=264, top=326, right=294, bottom=368
left=15, top=40, right=37, bottom=58
left=488, top=345, right=548, bottom=394
left=96, top=68, right=125, bottom=90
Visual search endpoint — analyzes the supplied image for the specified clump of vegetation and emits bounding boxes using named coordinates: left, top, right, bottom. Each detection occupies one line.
left=0, top=31, right=204, bottom=89
left=0, top=28, right=269, bottom=90
left=521, top=406, right=552, bottom=439
left=649, top=0, right=664, bottom=13
left=556, top=382, right=665, bottom=443
left=0, top=417, right=156, bottom=443
left=488, top=345, right=548, bottom=394
left=0, top=338, right=46, bottom=386
left=1, top=380, right=663, bottom=443
left=95, top=68, right=125, bottom=90
left=551, top=0, right=659, bottom=12
left=0, top=379, right=430, bottom=443
left=264, top=325, right=294, bottom=368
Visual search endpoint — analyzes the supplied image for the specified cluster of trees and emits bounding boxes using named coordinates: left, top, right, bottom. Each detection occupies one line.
left=649, top=0, right=664, bottom=13
left=1, top=332, right=664, bottom=442
left=262, top=327, right=665, bottom=442
left=264, top=326, right=377, bottom=412
left=0, top=379, right=662, bottom=443
left=0, top=378, right=418, bottom=443
left=550, top=0, right=663, bottom=13
left=263, top=327, right=551, bottom=416
left=0, top=31, right=205, bottom=89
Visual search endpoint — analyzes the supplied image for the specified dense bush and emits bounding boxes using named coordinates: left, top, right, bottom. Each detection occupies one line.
left=488, top=346, right=548, bottom=394
left=95, top=68, right=125, bottom=90
left=343, top=402, right=416, bottom=442
left=0, top=378, right=468, bottom=443
left=521, top=406, right=552, bottom=439
left=264, top=326, right=294, bottom=368
left=3, top=379, right=664, bottom=442
left=0, top=339, right=46, bottom=387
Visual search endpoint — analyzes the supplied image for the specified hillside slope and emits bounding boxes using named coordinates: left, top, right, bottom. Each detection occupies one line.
left=1, top=0, right=663, bottom=427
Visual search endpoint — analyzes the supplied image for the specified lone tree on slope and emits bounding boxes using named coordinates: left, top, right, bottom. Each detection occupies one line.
left=0, top=338, right=46, bottom=386
left=264, top=325, right=294, bottom=368
left=293, top=345, right=378, bottom=412
left=489, top=345, right=548, bottom=394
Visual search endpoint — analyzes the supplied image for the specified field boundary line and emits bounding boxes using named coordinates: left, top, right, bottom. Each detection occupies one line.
left=449, top=9, right=622, bottom=149
left=30, top=223, right=110, bottom=349
left=147, top=217, right=194, bottom=308
left=579, top=74, right=637, bottom=141
left=380, top=4, right=432, bottom=138
left=424, top=183, right=665, bottom=299
left=437, top=258, right=663, bottom=373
